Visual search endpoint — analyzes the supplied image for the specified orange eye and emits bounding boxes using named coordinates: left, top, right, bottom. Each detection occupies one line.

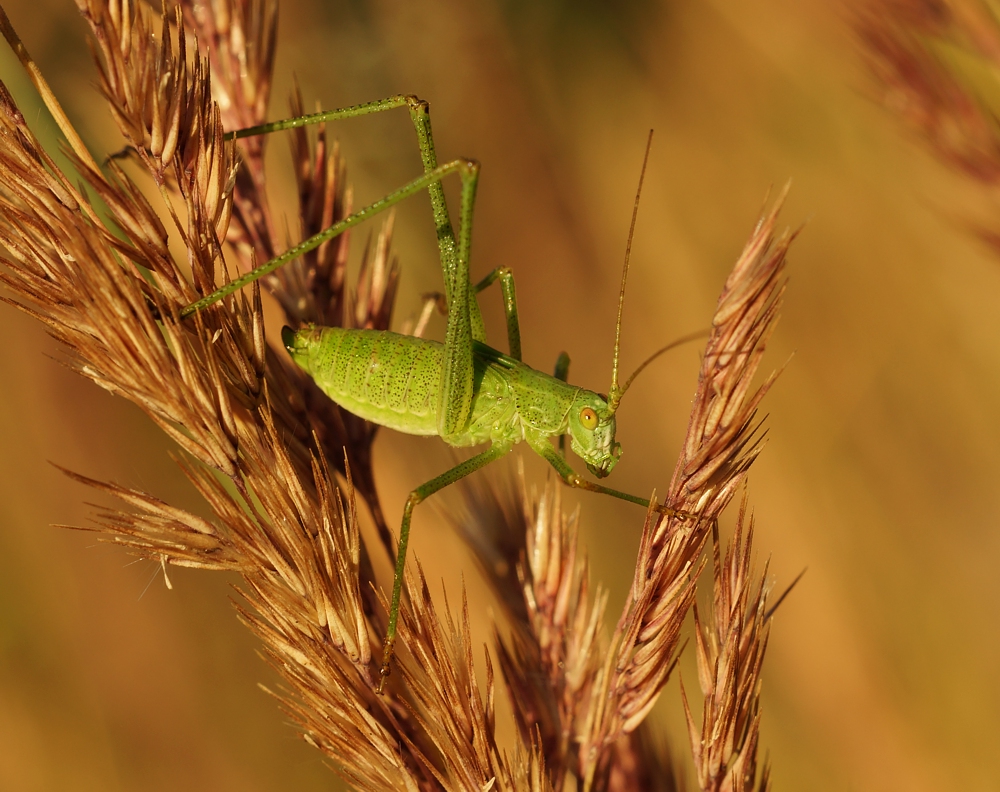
left=580, top=407, right=598, bottom=429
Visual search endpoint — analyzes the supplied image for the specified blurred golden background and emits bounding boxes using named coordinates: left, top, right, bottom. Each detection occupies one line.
left=1, top=0, right=998, bottom=789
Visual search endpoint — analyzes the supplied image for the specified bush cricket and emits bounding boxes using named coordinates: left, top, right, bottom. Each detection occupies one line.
left=183, top=97, right=697, bottom=692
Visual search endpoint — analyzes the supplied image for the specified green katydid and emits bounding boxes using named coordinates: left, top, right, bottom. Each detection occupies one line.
left=182, top=96, right=698, bottom=693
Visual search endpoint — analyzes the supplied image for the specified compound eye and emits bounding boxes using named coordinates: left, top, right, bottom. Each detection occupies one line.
left=580, top=407, right=598, bottom=430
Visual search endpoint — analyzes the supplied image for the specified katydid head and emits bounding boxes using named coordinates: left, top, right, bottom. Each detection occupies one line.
left=566, top=390, right=622, bottom=478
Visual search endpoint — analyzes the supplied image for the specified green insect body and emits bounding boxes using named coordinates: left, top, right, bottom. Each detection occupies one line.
left=282, top=325, right=622, bottom=475
left=184, top=96, right=694, bottom=694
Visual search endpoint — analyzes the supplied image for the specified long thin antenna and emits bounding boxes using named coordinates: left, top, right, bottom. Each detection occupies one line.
left=614, top=327, right=710, bottom=405
left=609, top=129, right=654, bottom=410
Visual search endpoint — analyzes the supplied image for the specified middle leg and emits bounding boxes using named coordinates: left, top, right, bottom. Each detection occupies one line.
left=378, top=442, right=512, bottom=693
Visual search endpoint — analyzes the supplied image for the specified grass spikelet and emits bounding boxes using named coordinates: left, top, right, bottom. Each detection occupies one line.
left=682, top=494, right=772, bottom=792
left=580, top=189, right=790, bottom=786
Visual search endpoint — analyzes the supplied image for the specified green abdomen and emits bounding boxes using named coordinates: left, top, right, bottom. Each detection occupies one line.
left=286, top=326, right=444, bottom=435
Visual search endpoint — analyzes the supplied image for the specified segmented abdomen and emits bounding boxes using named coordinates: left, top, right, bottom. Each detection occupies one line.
left=287, top=326, right=444, bottom=436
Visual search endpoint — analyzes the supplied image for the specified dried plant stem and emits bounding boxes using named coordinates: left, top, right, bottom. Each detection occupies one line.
left=0, top=4, right=99, bottom=172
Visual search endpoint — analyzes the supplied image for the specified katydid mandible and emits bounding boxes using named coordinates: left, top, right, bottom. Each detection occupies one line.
left=182, top=97, right=695, bottom=694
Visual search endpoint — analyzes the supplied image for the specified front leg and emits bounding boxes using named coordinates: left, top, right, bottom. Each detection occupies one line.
left=529, top=435, right=695, bottom=521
